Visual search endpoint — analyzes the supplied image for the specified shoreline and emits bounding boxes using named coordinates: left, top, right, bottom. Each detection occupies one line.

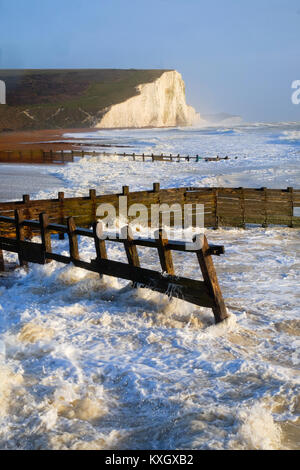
left=0, top=128, right=101, bottom=152
left=0, top=164, right=62, bottom=202
left=0, top=125, right=184, bottom=152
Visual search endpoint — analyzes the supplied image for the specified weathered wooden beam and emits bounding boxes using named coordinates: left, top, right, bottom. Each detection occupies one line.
left=122, top=185, right=129, bottom=196
left=92, top=221, right=107, bottom=279
left=92, top=222, right=107, bottom=261
left=89, top=189, right=96, bottom=221
left=122, top=226, right=140, bottom=267
left=214, top=189, right=219, bottom=229
left=58, top=191, right=65, bottom=240
left=240, top=187, right=246, bottom=228
left=67, top=217, right=79, bottom=260
left=15, top=209, right=28, bottom=268
left=195, top=234, right=228, bottom=324
left=89, top=257, right=215, bottom=308
left=39, top=212, right=52, bottom=263
left=287, top=187, right=294, bottom=228
left=153, top=182, right=160, bottom=193
left=156, top=229, right=175, bottom=275
left=21, top=193, right=33, bottom=239
left=0, top=248, right=4, bottom=272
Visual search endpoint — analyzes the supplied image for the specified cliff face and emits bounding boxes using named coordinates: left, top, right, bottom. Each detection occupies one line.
left=95, top=71, right=200, bottom=128
left=0, top=69, right=200, bottom=131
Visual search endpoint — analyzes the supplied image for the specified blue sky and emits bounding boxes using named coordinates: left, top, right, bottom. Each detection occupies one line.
left=0, top=0, right=300, bottom=121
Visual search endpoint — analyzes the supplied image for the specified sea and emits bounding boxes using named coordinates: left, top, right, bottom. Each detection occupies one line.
left=0, top=122, right=299, bottom=450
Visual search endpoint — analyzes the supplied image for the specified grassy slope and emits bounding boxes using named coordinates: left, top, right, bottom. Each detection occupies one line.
left=0, top=69, right=170, bottom=131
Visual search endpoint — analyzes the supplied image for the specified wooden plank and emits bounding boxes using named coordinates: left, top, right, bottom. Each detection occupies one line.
left=88, top=257, right=215, bottom=308
left=67, top=217, right=79, bottom=260
left=122, top=226, right=140, bottom=267
left=195, top=234, right=228, bottom=323
left=92, top=222, right=107, bottom=260
left=19, top=240, right=45, bottom=264
left=15, top=209, right=27, bottom=267
left=0, top=236, right=19, bottom=253
left=39, top=213, right=52, bottom=263
left=156, top=229, right=175, bottom=275
left=215, top=189, right=219, bottom=228
left=58, top=192, right=65, bottom=239
left=0, top=248, right=4, bottom=271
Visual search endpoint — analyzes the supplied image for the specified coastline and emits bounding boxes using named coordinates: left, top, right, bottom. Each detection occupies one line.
left=0, top=163, right=62, bottom=201
left=0, top=125, right=187, bottom=152
left=0, top=128, right=101, bottom=152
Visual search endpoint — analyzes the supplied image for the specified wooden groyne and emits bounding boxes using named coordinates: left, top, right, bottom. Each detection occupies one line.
left=0, top=149, right=233, bottom=164
left=0, top=210, right=228, bottom=324
left=0, top=149, right=75, bottom=164
left=97, top=151, right=233, bottom=162
left=0, top=184, right=299, bottom=324
left=0, top=185, right=299, bottom=239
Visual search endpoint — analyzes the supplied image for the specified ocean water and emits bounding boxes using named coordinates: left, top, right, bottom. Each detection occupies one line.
left=0, top=122, right=299, bottom=450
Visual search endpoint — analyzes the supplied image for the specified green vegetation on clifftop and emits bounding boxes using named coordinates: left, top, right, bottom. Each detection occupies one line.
left=0, top=69, right=170, bottom=131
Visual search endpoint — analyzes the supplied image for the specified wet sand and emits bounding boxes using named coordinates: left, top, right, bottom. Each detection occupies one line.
left=0, top=127, right=116, bottom=202
left=0, top=164, right=62, bottom=201
left=0, top=128, right=100, bottom=152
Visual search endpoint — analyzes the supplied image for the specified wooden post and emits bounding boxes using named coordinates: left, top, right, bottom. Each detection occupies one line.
left=122, top=185, right=129, bottom=196
left=89, top=189, right=96, bottom=221
left=262, top=187, right=268, bottom=228
left=122, top=226, right=140, bottom=267
left=21, top=194, right=32, bottom=239
left=121, top=225, right=140, bottom=291
left=195, top=234, right=228, bottom=324
left=39, top=212, right=52, bottom=263
left=287, top=187, right=294, bottom=228
left=153, top=182, right=160, bottom=193
left=92, top=221, right=107, bottom=261
left=155, top=229, right=174, bottom=275
left=0, top=248, right=4, bottom=272
left=15, top=209, right=27, bottom=268
left=92, top=221, right=107, bottom=280
left=58, top=192, right=65, bottom=239
left=67, top=217, right=79, bottom=260
left=214, top=189, right=219, bottom=229
left=240, top=187, right=246, bottom=228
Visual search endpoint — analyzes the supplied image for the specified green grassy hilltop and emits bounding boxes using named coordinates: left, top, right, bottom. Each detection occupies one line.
left=0, top=69, right=170, bottom=131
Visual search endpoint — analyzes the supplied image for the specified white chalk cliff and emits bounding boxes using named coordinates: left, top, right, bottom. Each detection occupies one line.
left=95, top=71, right=200, bottom=128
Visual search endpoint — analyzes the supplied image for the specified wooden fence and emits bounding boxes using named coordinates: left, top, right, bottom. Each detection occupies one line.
left=0, top=210, right=228, bottom=324
left=0, top=149, right=75, bottom=164
left=0, top=149, right=233, bottom=164
left=92, top=151, right=232, bottom=162
left=0, top=185, right=299, bottom=240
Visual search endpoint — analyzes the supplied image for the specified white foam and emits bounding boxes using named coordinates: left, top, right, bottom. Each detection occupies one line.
left=0, top=123, right=299, bottom=449
left=236, top=403, right=282, bottom=450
